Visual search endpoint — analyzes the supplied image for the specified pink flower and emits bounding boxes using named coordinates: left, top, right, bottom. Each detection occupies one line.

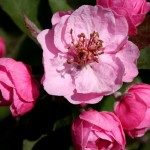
left=114, top=83, right=150, bottom=138
left=72, top=109, right=126, bottom=150
left=96, top=0, right=150, bottom=35
left=37, top=5, right=139, bottom=104
left=0, top=58, right=40, bottom=117
left=0, top=37, right=6, bottom=57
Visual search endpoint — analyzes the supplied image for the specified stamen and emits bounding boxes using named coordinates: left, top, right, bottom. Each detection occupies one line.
left=67, top=29, right=103, bottom=66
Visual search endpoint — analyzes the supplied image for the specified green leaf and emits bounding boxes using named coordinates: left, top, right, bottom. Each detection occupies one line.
left=49, top=0, right=73, bottom=13
left=138, top=47, right=150, bottom=69
left=49, top=0, right=96, bottom=13
left=0, top=106, right=10, bottom=122
left=0, top=0, right=41, bottom=41
left=52, top=116, right=72, bottom=131
left=23, top=135, right=47, bottom=150
left=0, top=27, right=27, bottom=58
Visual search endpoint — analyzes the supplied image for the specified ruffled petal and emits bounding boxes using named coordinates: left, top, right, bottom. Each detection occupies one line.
left=116, top=41, right=139, bottom=82
left=37, top=29, right=59, bottom=58
left=80, top=110, right=119, bottom=131
left=65, top=90, right=103, bottom=104
left=64, top=5, right=128, bottom=53
left=42, top=53, right=75, bottom=96
left=52, top=11, right=73, bottom=25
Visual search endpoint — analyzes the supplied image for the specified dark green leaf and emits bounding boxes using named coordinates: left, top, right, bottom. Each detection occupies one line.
left=0, top=27, right=27, bottom=58
left=49, top=0, right=96, bottom=13
left=0, top=0, right=41, bottom=41
left=0, top=106, right=10, bottom=122
left=138, top=47, right=150, bottom=69
left=49, top=0, right=73, bottom=13
left=52, top=116, right=72, bottom=131
left=23, top=135, right=46, bottom=150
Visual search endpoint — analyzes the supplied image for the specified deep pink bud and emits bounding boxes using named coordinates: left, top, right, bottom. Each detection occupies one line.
left=0, top=58, right=40, bottom=117
left=0, top=37, right=6, bottom=57
left=72, top=109, right=126, bottom=150
left=115, top=83, right=150, bottom=138
left=96, top=0, right=150, bottom=35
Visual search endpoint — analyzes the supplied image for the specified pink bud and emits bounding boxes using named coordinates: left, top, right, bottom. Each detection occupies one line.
left=0, top=37, right=6, bottom=57
left=115, top=83, right=150, bottom=138
left=72, top=109, right=126, bottom=150
left=97, top=0, right=150, bottom=35
left=0, top=58, right=40, bottom=117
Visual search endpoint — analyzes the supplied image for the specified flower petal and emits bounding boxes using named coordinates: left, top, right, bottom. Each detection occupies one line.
left=37, top=29, right=59, bottom=58
left=65, top=90, right=103, bottom=104
left=116, top=41, right=139, bottom=82
left=64, top=5, right=128, bottom=53
left=80, top=110, right=119, bottom=131
left=42, top=53, right=75, bottom=96
left=114, top=94, right=147, bottom=130
left=0, top=58, right=39, bottom=102
left=52, top=11, right=73, bottom=25
left=10, top=90, right=35, bottom=117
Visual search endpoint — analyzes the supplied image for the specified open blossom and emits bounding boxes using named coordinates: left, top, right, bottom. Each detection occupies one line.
left=72, top=109, right=126, bottom=150
left=114, top=84, right=150, bottom=138
left=0, top=37, right=6, bottom=57
left=37, top=5, right=139, bottom=104
left=0, top=58, right=39, bottom=117
left=96, top=0, right=150, bottom=35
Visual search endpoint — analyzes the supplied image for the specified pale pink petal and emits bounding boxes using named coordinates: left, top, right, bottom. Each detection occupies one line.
left=54, top=15, right=70, bottom=53
left=65, top=90, right=103, bottom=104
left=94, top=54, right=124, bottom=93
left=64, top=5, right=128, bottom=53
left=75, top=65, right=112, bottom=94
left=52, top=11, right=73, bottom=25
left=42, top=53, right=75, bottom=96
left=37, top=29, right=59, bottom=59
left=75, top=54, right=124, bottom=94
left=116, top=41, right=139, bottom=82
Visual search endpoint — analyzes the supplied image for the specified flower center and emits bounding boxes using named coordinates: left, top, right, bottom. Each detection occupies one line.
left=67, top=29, right=103, bottom=66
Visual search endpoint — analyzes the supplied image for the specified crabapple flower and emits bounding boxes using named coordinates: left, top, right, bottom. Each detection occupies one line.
left=96, top=0, right=150, bottom=35
left=0, top=37, right=6, bottom=57
left=114, top=83, right=150, bottom=138
left=72, top=109, right=126, bottom=150
left=37, top=5, right=139, bottom=104
left=0, top=58, right=39, bottom=117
